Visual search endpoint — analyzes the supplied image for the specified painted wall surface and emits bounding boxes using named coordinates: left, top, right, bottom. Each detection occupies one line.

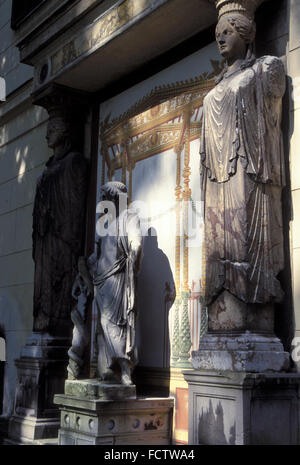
left=0, top=0, right=49, bottom=416
left=97, top=42, right=221, bottom=369
left=288, top=0, right=300, bottom=369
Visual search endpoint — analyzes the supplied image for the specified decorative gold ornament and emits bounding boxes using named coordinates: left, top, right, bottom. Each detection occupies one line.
left=215, top=0, right=263, bottom=19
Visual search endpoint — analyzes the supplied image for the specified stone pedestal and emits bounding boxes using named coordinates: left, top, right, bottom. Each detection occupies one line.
left=192, top=291, right=290, bottom=373
left=184, top=370, right=300, bottom=445
left=185, top=289, right=298, bottom=444
left=54, top=379, right=174, bottom=445
left=8, top=333, right=70, bottom=443
left=192, top=331, right=290, bottom=372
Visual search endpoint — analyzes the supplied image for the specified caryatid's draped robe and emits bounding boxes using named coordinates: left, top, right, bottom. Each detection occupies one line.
left=200, top=56, right=286, bottom=306
left=32, top=151, right=88, bottom=335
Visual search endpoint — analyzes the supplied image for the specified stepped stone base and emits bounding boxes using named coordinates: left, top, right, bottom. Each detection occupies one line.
left=192, top=332, right=290, bottom=372
left=8, top=333, right=70, bottom=444
left=4, top=437, right=58, bottom=445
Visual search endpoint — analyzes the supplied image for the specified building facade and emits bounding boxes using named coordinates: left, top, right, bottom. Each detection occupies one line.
left=0, top=0, right=299, bottom=444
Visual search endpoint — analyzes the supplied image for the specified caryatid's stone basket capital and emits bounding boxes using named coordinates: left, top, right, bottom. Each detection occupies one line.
left=215, top=0, right=264, bottom=19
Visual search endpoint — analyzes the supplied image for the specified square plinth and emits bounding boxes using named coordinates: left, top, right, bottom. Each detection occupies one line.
left=184, top=370, right=300, bottom=445
left=54, top=391, right=174, bottom=445
left=64, top=379, right=136, bottom=400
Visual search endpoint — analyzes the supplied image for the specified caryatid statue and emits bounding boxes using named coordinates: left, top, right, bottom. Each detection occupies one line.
left=32, top=113, right=88, bottom=336
left=67, top=181, right=143, bottom=385
left=200, top=0, right=286, bottom=330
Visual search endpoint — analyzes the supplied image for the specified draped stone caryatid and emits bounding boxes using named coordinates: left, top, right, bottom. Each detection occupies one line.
left=32, top=98, right=88, bottom=337
left=67, top=181, right=143, bottom=387
left=183, top=0, right=300, bottom=447
left=8, top=85, right=89, bottom=444
left=192, top=0, right=289, bottom=372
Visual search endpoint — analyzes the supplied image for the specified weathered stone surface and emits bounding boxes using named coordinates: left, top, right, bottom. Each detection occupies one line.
left=8, top=416, right=61, bottom=443
left=16, top=0, right=216, bottom=93
left=290, top=110, right=300, bottom=189
left=8, top=339, right=69, bottom=443
left=193, top=1, right=289, bottom=380
left=66, top=263, right=91, bottom=380
left=64, top=379, right=136, bottom=401
left=32, top=109, right=88, bottom=336
left=201, top=10, right=286, bottom=308
left=184, top=370, right=300, bottom=445
left=20, top=332, right=71, bottom=359
left=207, top=290, right=274, bottom=333
left=54, top=393, right=174, bottom=445
left=8, top=85, right=89, bottom=444
left=68, top=181, right=143, bottom=385
left=192, top=332, right=290, bottom=372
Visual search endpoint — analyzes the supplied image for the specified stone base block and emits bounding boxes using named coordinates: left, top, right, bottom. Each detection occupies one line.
left=20, top=333, right=71, bottom=359
left=208, top=290, right=274, bottom=333
left=8, top=333, right=70, bottom=443
left=65, top=379, right=136, bottom=400
left=54, top=392, right=174, bottom=445
left=4, top=437, right=58, bottom=445
left=192, top=332, right=290, bottom=372
left=7, top=415, right=60, bottom=443
left=184, top=370, right=300, bottom=445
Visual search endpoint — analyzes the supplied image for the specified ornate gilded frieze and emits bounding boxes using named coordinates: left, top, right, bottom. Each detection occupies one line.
left=51, top=0, right=157, bottom=76
left=100, top=74, right=218, bottom=178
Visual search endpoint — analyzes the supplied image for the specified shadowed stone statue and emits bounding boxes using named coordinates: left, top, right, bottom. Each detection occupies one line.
left=192, top=0, right=289, bottom=372
left=32, top=114, right=88, bottom=336
left=67, top=181, right=143, bottom=385
left=200, top=0, right=285, bottom=317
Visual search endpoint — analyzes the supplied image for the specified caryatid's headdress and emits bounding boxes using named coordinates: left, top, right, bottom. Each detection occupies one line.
left=215, top=0, right=263, bottom=19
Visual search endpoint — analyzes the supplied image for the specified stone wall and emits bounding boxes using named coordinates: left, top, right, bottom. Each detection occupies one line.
left=0, top=0, right=49, bottom=416
left=0, top=0, right=299, bottom=424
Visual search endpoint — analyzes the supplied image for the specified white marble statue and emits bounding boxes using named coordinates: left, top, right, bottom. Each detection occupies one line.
left=68, top=181, right=143, bottom=385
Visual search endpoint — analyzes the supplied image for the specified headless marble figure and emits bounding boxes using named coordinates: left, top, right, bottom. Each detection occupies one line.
left=86, top=182, right=142, bottom=385
left=94, top=221, right=131, bottom=384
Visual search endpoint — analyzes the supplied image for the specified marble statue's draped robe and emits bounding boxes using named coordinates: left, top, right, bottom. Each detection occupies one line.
left=200, top=56, right=286, bottom=305
left=88, top=210, right=142, bottom=370
left=32, top=152, right=88, bottom=334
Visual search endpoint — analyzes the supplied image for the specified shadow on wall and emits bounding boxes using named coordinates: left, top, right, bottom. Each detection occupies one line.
left=135, top=227, right=175, bottom=395
left=198, top=399, right=236, bottom=445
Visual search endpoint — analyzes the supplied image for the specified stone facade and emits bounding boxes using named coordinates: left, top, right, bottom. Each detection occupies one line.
left=0, top=0, right=300, bottom=445
left=0, top=0, right=49, bottom=420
